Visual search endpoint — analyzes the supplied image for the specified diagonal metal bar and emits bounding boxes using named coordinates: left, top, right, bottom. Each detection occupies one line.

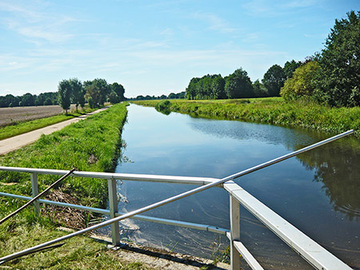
left=0, top=130, right=353, bottom=264
left=0, top=168, right=75, bottom=225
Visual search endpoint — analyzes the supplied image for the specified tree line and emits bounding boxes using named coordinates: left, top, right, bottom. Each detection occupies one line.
left=0, top=92, right=59, bottom=108
left=58, top=78, right=125, bottom=112
left=186, top=10, right=360, bottom=107
left=0, top=78, right=126, bottom=111
left=185, top=61, right=302, bottom=100
left=130, top=91, right=186, bottom=101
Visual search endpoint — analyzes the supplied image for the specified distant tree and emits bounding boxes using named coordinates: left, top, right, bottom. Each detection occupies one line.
left=44, top=98, right=53, bottom=105
left=58, top=80, right=72, bottom=113
left=110, top=83, right=125, bottom=101
left=85, top=78, right=110, bottom=107
left=0, top=94, right=19, bottom=107
left=283, top=60, right=302, bottom=79
left=225, top=68, right=254, bottom=99
left=252, top=80, right=268, bottom=97
left=20, top=93, right=36, bottom=106
left=70, top=78, right=85, bottom=111
left=280, top=61, right=321, bottom=100
left=108, top=91, right=120, bottom=104
left=317, top=10, right=360, bottom=107
left=186, top=77, right=200, bottom=100
left=212, top=75, right=226, bottom=99
left=262, top=64, right=286, bottom=97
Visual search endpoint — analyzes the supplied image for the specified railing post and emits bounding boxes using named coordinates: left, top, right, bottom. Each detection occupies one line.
left=108, top=178, right=120, bottom=246
left=230, top=194, right=241, bottom=270
left=30, top=173, right=40, bottom=214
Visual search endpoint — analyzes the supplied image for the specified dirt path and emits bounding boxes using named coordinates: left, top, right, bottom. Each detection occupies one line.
left=0, top=107, right=109, bottom=155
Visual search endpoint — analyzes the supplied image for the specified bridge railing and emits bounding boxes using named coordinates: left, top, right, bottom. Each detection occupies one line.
left=0, top=165, right=352, bottom=269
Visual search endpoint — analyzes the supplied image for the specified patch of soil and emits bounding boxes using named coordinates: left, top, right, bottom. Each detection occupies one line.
left=43, top=189, right=91, bottom=229
left=0, top=105, right=76, bottom=127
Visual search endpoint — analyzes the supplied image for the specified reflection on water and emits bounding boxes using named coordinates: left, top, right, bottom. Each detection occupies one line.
left=113, top=104, right=359, bottom=269
left=299, top=138, right=360, bottom=221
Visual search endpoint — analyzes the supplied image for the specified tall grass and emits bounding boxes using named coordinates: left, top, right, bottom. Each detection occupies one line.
left=132, top=98, right=360, bottom=136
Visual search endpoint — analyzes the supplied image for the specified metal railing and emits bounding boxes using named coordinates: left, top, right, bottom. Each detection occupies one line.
left=0, top=130, right=354, bottom=269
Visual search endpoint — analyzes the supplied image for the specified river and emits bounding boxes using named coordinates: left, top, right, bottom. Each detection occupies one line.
left=112, top=104, right=359, bottom=269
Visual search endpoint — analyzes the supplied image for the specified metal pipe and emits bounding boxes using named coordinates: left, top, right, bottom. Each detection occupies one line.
left=0, top=166, right=219, bottom=186
left=0, top=168, right=75, bottom=225
left=0, top=192, right=229, bottom=235
left=0, top=130, right=353, bottom=264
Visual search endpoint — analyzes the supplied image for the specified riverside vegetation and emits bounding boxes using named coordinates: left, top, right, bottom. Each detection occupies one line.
left=0, top=103, right=152, bottom=269
left=134, top=98, right=360, bottom=137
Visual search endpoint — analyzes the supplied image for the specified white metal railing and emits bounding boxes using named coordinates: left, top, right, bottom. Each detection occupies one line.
left=0, top=130, right=354, bottom=269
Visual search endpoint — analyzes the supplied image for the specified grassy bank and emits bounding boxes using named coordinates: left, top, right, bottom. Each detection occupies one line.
left=0, top=107, right=96, bottom=140
left=0, top=103, right=128, bottom=208
left=0, top=220, right=147, bottom=269
left=132, top=98, right=360, bottom=136
left=0, top=103, right=148, bottom=268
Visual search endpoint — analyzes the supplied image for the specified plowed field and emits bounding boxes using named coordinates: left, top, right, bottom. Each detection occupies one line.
left=0, top=105, right=76, bottom=127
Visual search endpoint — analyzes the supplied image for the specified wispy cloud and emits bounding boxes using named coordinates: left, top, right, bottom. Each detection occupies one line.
left=0, top=1, right=76, bottom=43
left=192, top=12, right=238, bottom=34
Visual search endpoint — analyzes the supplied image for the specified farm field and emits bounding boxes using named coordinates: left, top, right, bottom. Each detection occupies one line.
left=0, top=105, right=76, bottom=127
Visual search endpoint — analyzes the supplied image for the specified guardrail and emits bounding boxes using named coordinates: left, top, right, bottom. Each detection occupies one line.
left=0, top=130, right=354, bottom=269
left=0, top=167, right=352, bottom=269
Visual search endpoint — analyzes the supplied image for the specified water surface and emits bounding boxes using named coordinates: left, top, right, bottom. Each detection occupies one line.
left=113, top=104, right=359, bottom=269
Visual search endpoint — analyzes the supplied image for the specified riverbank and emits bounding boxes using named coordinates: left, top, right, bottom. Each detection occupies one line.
left=0, top=103, right=132, bottom=268
left=132, top=98, right=360, bottom=137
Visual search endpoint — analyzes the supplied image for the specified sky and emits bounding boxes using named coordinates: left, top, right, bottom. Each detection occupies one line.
left=0, top=0, right=359, bottom=98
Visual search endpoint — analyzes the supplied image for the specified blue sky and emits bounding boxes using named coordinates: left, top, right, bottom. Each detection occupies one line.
left=0, top=0, right=359, bottom=98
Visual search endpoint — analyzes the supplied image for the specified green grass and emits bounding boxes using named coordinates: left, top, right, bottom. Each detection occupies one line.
left=132, top=98, right=360, bottom=136
left=0, top=107, right=96, bottom=140
left=0, top=213, right=149, bottom=269
left=0, top=103, right=150, bottom=269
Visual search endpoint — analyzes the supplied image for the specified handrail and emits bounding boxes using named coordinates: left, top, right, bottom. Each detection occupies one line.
left=224, top=181, right=352, bottom=270
left=0, top=130, right=354, bottom=268
left=0, top=166, right=219, bottom=186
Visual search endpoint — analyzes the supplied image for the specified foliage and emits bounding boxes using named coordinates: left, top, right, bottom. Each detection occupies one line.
left=84, top=78, right=111, bottom=107
left=225, top=68, right=254, bottom=98
left=19, top=93, right=36, bottom=106
left=155, top=100, right=171, bottom=114
left=316, top=11, right=360, bottom=107
left=186, top=74, right=226, bottom=100
left=69, top=78, right=85, bottom=111
left=111, top=82, right=126, bottom=101
left=252, top=79, right=268, bottom=97
left=280, top=61, right=321, bottom=100
left=283, top=60, right=302, bottom=79
left=58, top=80, right=72, bottom=113
left=262, top=64, right=286, bottom=96
left=131, top=92, right=185, bottom=101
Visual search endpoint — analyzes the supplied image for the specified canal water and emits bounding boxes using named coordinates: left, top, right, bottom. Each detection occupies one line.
left=113, top=104, right=359, bottom=269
